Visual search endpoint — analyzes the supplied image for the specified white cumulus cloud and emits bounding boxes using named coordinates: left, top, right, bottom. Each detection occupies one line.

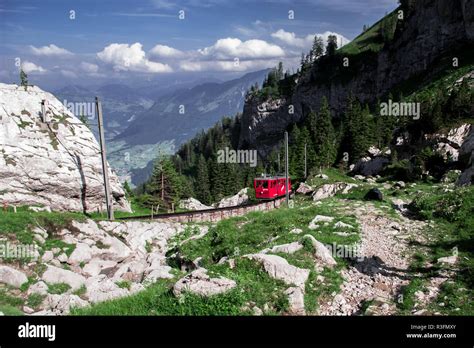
left=30, top=44, right=73, bottom=57
left=198, top=38, right=285, bottom=59
left=97, top=43, right=172, bottom=73
left=149, top=44, right=184, bottom=58
left=21, top=61, right=46, bottom=74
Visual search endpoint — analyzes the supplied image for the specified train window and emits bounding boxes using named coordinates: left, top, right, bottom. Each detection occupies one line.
left=262, top=181, right=268, bottom=188
left=256, top=181, right=262, bottom=187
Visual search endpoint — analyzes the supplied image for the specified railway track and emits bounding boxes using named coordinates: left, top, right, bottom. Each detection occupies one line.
left=116, top=195, right=289, bottom=223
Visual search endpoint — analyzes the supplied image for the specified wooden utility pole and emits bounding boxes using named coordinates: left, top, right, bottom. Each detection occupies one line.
left=41, top=100, right=50, bottom=123
left=96, top=97, right=114, bottom=220
left=304, top=142, right=307, bottom=179
left=285, top=131, right=289, bottom=206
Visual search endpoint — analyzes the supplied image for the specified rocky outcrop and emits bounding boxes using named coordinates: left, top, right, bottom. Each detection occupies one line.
left=245, top=254, right=310, bottom=288
left=351, top=147, right=391, bottom=176
left=238, top=0, right=474, bottom=156
left=0, top=83, right=130, bottom=213
left=216, top=188, right=249, bottom=208
left=312, top=183, right=357, bottom=201
left=296, top=182, right=314, bottom=195
left=428, top=124, right=472, bottom=161
left=42, top=265, right=86, bottom=291
left=178, top=198, right=212, bottom=211
left=457, top=125, right=474, bottom=186
left=173, top=268, right=236, bottom=297
left=0, top=265, right=28, bottom=288
left=302, top=235, right=337, bottom=268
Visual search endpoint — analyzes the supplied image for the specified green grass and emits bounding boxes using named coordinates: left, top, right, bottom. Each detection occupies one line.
left=73, top=259, right=289, bottom=316
left=47, top=282, right=71, bottom=295
left=174, top=199, right=359, bottom=267
left=0, top=304, right=24, bottom=315
left=397, top=278, right=425, bottom=314
left=73, top=285, right=87, bottom=297
left=115, top=280, right=132, bottom=290
left=43, top=239, right=76, bottom=257
left=407, top=186, right=474, bottom=315
left=27, top=293, right=46, bottom=309
left=307, top=167, right=357, bottom=188
left=88, top=198, right=152, bottom=220
left=0, top=206, right=85, bottom=244
left=338, top=9, right=398, bottom=56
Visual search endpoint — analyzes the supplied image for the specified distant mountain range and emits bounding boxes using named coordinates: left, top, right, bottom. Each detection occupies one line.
left=115, top=68, right=270, bottom=146
left=54, top=69, right=269, bottom=185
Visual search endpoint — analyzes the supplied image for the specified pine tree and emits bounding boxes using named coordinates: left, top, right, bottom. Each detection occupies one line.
left=326, top=35, right=338, bottom=56
left=195, top=154, right=212, bottom=204
left=311, top=35, right=324, bottom=61
left=313, top=97, right=337, bottom=168
left=276, top=62, right=284, bottom=81
left=146, top=157, right=185, bottom=209
left=344, top=99, right=373, bottom=163
left=20, top=69, right=28, bottom=90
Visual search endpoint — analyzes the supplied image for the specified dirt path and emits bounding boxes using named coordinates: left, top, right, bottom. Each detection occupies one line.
left=318, top=202, right=428, bottom=315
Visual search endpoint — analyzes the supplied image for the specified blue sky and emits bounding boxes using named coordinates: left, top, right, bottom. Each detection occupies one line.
left=0, top=0, right=399, bottom=87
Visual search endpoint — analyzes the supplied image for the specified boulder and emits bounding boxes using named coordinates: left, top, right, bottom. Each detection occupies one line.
left=394, top=181, right=406, bottom=189
left=285, top=287, right=306, bottom=315
left=261, top=242, right=303, bottom=255
left=45, top=294, right=88, bottom=315
left=457, top=126, right=474, bottom=186
left=431, top=124, right=472, bottom=161
left=0, top=83, right=131, bottom=213
left=302, top=235, right=337, bottom=267
left=67, top=243, right=93, bottom=265
left=217, top=188, right=249, bottom=208
left=364, top=188, right=383, bottom=201
left=42, top=265, right=86, bottom=291
left=41, top=251, right=54, bottom=263
left=145, top=266, right=174, bottom=282
left=27, top=281, right=48, bottom=296
left=308, top=215, right=334, bottom=230
left=83, top=259, right=117, bottom=277
left=312, top=183, right=357, bottom=201
left=245, top=254, right=310, bottom=288
left=0, top=265, right=28, bottom=288
left=178, top=198, right=212, bottom=211
left=352, top=156, right=390, bottom=177
left=296, top=182, right=314, bottom=195
left=173, top=268, right=236, bottom=297
left=85, top=275, right=129, bottom=303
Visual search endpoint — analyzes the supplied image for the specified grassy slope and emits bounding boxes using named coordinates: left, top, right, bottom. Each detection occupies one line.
left=73, top=170, right=362, bottom=315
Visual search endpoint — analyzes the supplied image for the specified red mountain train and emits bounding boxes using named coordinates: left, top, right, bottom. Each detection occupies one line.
left=254, top=176, right=292, bottom=200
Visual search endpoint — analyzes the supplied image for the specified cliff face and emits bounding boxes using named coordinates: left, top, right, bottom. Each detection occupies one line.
left=0, top=83, right=131, bottom=213
left=239, top=0, right=474, bottom=155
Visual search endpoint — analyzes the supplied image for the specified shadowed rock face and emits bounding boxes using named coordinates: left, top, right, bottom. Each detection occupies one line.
left=0, top=83, right=130, bottom=213
left=238, top=0, right=474, bottom=156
